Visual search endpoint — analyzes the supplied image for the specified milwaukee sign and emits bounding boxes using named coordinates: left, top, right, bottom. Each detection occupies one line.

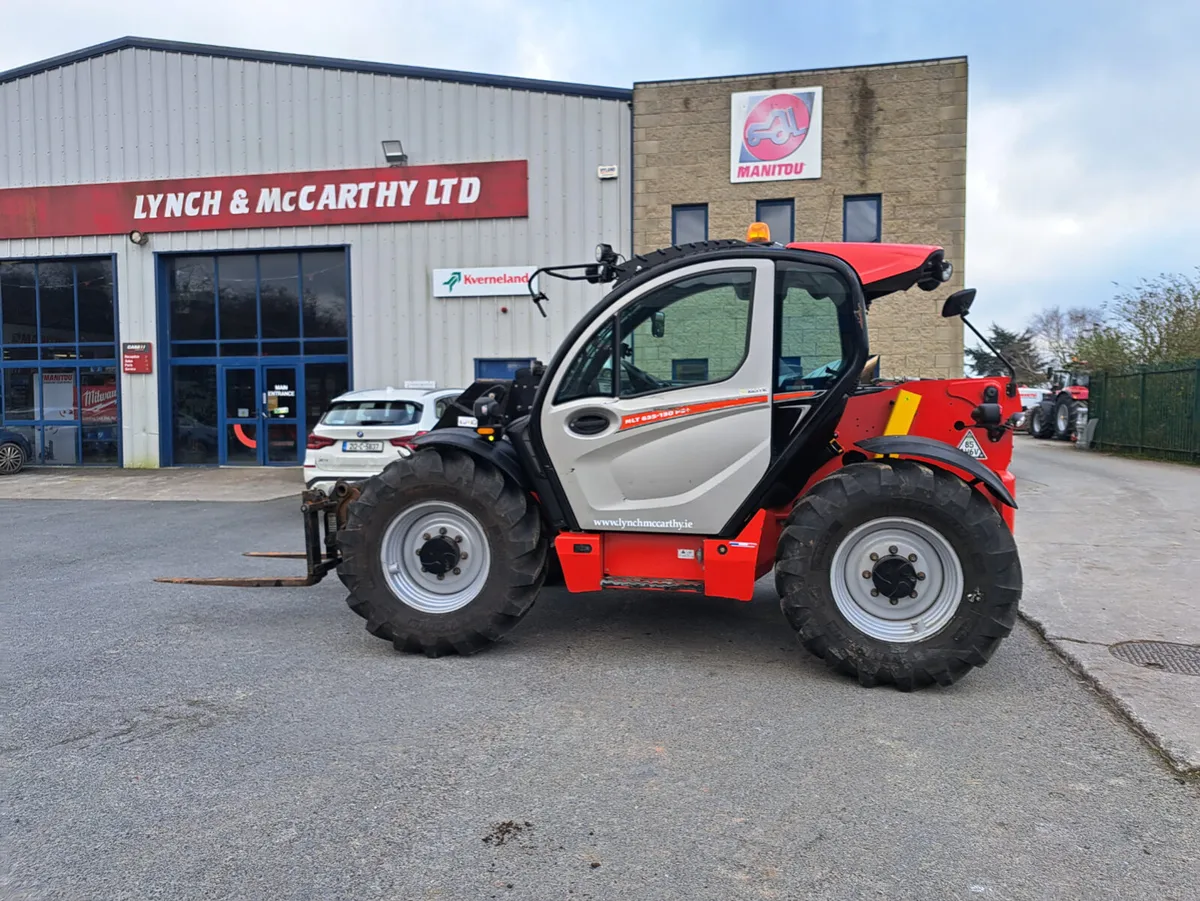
left=0, top=160, right=528, bottom=240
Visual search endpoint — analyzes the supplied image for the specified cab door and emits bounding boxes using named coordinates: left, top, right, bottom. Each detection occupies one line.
left=539, top=259, right=775, bottom=534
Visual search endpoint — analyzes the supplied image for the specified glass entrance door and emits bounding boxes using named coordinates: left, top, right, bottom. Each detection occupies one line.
left=261, top=365, right=300, bottom=465
left=222, top=366, right=260, bottom=465
left=220, top=364, right=302, bottom=465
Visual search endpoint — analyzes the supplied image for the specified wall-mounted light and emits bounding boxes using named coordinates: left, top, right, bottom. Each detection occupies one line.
left=381, top=139, right=408, bottom=166
left=128, top=229, right=149, bottom=246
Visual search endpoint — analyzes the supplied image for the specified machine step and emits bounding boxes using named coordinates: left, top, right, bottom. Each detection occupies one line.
left=599, top=576, right=705, bottom=592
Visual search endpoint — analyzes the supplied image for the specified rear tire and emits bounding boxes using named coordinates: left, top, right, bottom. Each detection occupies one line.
left=775, top=461, right=1022, bottom=690
left=1053, top=396, right=1074, bottom=440
left=336, top=447, right=547, bottom=656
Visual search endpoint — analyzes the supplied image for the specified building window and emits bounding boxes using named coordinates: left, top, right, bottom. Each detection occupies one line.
left=756, top=199, right=795, bottom=243
left=843, top=195, right=882, bottom=243
left=672, top=358, right=709, bottom=384
left=0, top=256, right=120, bottom=466
left=162, top=249, right=351, bottom=467
left=475, top=358, right=534, bottom=380
left=671, top=204, right=708, bottom=245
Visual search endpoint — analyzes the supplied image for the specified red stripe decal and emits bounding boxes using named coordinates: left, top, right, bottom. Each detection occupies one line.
left=619, top=395, right=767, bottom=431
left=774, top=390, right=821, bottom=402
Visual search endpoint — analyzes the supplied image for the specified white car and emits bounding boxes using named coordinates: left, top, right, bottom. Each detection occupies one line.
left=304, top=387, right=461, bottom=492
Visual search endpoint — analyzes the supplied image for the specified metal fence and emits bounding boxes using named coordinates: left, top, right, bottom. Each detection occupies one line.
left=1091, top=361, right=1200, bottom=462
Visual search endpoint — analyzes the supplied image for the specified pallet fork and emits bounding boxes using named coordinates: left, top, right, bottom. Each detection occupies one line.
left=155, top=484, right=358, bottom=587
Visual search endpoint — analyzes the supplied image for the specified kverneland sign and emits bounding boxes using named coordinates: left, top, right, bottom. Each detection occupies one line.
left=0, top=160, right=528, bottom=240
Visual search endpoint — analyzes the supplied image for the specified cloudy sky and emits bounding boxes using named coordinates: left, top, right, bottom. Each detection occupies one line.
left=2, top=0, right=1197, bottom=333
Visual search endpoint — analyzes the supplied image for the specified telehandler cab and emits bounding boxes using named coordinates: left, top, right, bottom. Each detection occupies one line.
left=165, top=226, right=1024, bottom=690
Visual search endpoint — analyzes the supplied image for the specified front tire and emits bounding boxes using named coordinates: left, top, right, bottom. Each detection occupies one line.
left=1028, top=406, right=1053, bottom=439
left=775, top=461, right=1022, bottom=690
left=336, top=447, right=547, bottom=656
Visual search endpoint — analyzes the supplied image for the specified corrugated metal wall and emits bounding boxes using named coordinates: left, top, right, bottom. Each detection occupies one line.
left=0, top=48, right=632, bottom=466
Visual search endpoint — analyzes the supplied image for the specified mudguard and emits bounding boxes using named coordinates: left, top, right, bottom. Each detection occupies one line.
left=410, top=428, right=531, bottom=491
left=855, top=435, right=1017, bottom=509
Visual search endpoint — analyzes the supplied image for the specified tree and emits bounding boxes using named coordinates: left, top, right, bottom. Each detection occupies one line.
left=1074, top=269, right=1200, bottom=371
left=964, top=324, right=1046, bottom=386
left=1028, top=305, right=1104, bottom=368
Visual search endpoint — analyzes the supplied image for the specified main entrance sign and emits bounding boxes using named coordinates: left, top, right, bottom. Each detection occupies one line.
left=0, top=160, right=529, bottom=240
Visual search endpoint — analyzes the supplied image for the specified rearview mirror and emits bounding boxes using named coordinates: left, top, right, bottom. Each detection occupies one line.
left=941, top=288, right=977, bottom=319
left=651, top=311, right=666, bottom=338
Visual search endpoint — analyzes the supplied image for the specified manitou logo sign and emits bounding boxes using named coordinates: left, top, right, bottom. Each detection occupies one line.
left=0, top=161, right=529, bottom=240
left=730, top=87, right=823, bottom=183
left=432, top=266, right=538, bottom=298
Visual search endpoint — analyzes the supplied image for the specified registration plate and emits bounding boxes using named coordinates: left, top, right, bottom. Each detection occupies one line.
left=342, top=440, right=384, bottom=453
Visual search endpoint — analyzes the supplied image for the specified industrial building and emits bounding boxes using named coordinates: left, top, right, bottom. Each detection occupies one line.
left=0, top=38, right=966, bottom=468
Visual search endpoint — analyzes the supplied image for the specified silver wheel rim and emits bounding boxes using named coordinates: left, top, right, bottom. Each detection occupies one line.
left=0, top=444, right=22, bottom=474
left=1031, top=410, right=1043, bottom=432
left=379, top=500, right=491, bottom=613
left=1056, top=406, right=1069, bottom=432
left=830, top=516, right=964, bottom=644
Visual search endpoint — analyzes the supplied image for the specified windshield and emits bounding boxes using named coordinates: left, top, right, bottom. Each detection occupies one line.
left=321, top=400, right=422, bottom=427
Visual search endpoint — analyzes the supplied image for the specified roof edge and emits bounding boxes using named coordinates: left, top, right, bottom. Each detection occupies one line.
left=634, top=55, right=967, bottom=87
left=0, top=36, right=634, bottom=101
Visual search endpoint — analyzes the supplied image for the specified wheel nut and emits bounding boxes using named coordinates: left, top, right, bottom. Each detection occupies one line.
left=889, top=546, right=898, bottom=555
left=869, top=552, right=879, bottom=561
left=870, top=589, right=879, bottom=597
left=910, top=591, right=918, bottom=598
left=917, top=572, right=926, bottom=580
left=862, top=570, right=872, bottom=579
left=460, top=552, right=469, bottom=560
left=439, top=527, right=447, bottom=536
left=422, top=533, right=431, bottom=541
left=908, top=553, right=917, bottom=562
left=454, top=535, right=463, bottom=543
left=453, top=567, right=461, bottom=575
left=889, top=598, right=899, bottom=606
left=436, top=573, right=444, bottom=581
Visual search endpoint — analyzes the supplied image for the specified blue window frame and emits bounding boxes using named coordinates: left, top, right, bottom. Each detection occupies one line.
left=158, top=248, right=352, bottom=466
left=844, top=195, right=882, bottom=243
left=756, top=199, right=795, bottom=243
left=671, top=204, right=708, bottom=245
left=0, top=256, right=120, bottom=465
left=475, top=358, right=534, bottom=380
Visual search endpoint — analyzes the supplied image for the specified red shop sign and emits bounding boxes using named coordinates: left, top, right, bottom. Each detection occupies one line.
left=122, top=342, right=153, bottom=375
left=0, top=160, right=529, bottom=240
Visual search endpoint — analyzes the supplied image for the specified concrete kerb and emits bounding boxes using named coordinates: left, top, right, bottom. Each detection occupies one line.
left=1021, top=610, right=1200, bottom=779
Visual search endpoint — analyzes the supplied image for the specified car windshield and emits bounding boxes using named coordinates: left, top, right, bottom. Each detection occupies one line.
left=321, top=400, right=422, bottom=427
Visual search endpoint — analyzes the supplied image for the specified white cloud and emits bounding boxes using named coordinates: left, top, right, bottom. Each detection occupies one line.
left=966, top=67, right=1200, bottom=330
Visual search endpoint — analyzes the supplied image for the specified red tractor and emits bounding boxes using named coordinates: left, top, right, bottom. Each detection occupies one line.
left=167, top=228, right=1025, bottom=691
left=1027, top=367, right=1090, bottom=441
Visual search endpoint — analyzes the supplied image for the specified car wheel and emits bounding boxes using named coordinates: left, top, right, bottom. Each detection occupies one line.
left=0, top=441, right=27, bottom=475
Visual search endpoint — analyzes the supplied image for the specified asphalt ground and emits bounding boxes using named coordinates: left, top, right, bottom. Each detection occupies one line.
left=2, top=493, right=1198, bottom=900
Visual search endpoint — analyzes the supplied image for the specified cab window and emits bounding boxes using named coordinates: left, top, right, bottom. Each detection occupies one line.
left=617, top=269, right=755, bottom=397
left=774, top=263, right=857, bottom=392
left=554, top=319, right=616, bottom=404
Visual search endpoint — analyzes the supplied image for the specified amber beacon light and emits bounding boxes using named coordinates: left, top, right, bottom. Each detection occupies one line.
left=746, top=221, right=771, bottom=243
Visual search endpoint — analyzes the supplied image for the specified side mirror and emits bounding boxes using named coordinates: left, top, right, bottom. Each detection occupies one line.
left=651, top=311, right=666, bottom=338
left=940, top=288, right=976, bottom=319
